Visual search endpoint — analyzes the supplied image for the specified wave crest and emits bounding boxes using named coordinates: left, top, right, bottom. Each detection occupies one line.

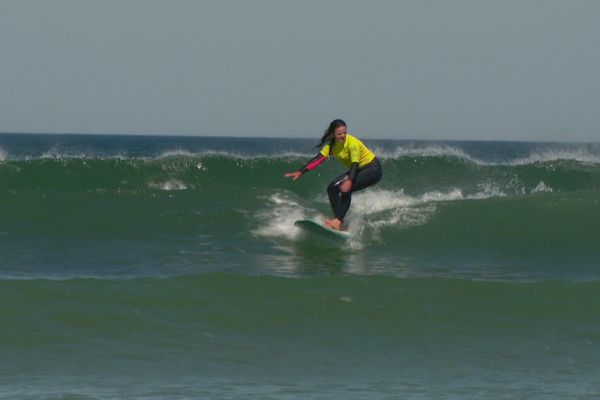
left=510, top=149, right=600, bottom=165
left=373, top=145, right=485, bottom=164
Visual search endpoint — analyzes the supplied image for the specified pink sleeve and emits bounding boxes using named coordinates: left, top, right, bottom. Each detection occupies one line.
left=304, top=155, right=327, bottom=171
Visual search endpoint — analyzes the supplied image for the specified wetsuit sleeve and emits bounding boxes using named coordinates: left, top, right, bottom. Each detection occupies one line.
left=299, top=154, right=327, bottom=174
left=346, top=141, right=361, bottom=182
left=347, top=162, right=359, bottom=182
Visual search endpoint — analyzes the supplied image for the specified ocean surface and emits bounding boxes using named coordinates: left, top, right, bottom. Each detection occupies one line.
left=1, top=133, right=599, bottom=399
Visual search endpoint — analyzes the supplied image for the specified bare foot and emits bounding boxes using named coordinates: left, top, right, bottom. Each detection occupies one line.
left=324, top=218, right=343, bottom=231
left=323, top=218, right=335, bottom=228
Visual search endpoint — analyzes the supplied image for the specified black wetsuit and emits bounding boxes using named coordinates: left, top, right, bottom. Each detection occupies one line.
left=327, top=158, right=382, bottom=221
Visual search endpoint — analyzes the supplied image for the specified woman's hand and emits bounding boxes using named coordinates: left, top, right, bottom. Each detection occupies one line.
left=284, top=171, right=302, bottom=181
left=340, top=179, right=353, bottom=193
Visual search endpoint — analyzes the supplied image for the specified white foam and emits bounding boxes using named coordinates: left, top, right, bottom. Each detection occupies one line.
left=149, top=180, right=188, bottom=191
left=148, top=147, right=600, bottom=168
left=347, top=189, right=442, bottom=233
left=372, top=144, right=487, bottom=165
left=252, top=192, right=309, bottom=240
left=41, top=148, right=89, bottom=159
left=346, top=187, right=506, bottom=233
left=531, top=181, right=554, bottom=194
left=368, top=203, right=437, bottom=230
left=347, top=189, right=418, bottom=214
left=473, top=182, right=506, bottom=199
left=510, top=149, right=600, bottom=166
left=148, top=146, right=600, bottom=169
left=372, top=144, right=600, bottom=166
left=349, top=187, right=503, bottom=216
left=253, top=192, right=370, bottom=249
left=253, top=184, right=509, bottom=250
left=155, top=149, right=313, bottom=161
left=156, top=149, right=199, bottom=159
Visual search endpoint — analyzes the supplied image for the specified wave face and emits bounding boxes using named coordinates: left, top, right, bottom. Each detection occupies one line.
left=1, top=134, right=599, bottom=280
left=1, top=133, right=599, bottom=398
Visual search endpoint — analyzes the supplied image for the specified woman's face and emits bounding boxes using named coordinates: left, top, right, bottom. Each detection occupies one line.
left=334, top=126, right=347, bottom=143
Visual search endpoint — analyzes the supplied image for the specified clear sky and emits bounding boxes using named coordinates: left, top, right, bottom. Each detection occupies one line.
left=1, top=0, right=599, bottom=141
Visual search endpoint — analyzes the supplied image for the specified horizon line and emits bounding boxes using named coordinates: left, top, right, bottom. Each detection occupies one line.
left=0, top=131, right=597, bottom=145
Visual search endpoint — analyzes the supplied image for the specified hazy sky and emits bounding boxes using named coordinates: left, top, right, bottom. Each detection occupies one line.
left=1, top=0, right=599, bottom=141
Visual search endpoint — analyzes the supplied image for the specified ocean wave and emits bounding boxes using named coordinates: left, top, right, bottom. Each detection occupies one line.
left=253, top=186, right=509, bottom=250
left=372, top=144, right=487, bottom=164
left=36, top=151, right=129, bottom=161
left=372, top=144, right=600, bottom=167
left=351, top=186, right=505, bottom=213
left=154, top=149, right=314, bottom=161
left=509, top=149, right=600, bottom=166
left=141, top=147, right=600, bottom=167
left=4, top=143, right=600, bottom=168
left=349, top=187, right=506, bottom=234
left=40, top=146, right=95, bottom=160
left=140, top=146, right=600, bottom=177
left=1, top=154, right=597, bottom=195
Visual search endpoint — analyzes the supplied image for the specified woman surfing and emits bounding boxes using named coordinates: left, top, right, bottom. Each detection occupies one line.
left=284, top=119, right=382, bottom=231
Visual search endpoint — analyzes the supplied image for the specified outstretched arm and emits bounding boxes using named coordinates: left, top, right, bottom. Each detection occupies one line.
left=284, top=154, right=327, bottom=180
left=300, top=154, right=327, bottom=173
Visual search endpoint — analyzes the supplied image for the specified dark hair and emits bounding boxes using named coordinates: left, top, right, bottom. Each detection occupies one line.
left=316, top=119, right=346, bottom=149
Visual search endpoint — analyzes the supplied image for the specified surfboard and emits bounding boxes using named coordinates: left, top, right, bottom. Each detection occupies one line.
left=294, top=219, right=351, bottom=240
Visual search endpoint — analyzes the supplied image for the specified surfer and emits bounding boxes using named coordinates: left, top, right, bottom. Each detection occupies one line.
left=284, top=119, right=382, bottom=231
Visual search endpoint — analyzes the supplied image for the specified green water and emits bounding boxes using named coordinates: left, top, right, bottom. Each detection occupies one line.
left=1, top=134, right=599, bottom=398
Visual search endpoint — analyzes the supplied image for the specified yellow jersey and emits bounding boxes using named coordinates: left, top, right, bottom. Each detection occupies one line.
left=319, top=134, right=375, bottom=168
